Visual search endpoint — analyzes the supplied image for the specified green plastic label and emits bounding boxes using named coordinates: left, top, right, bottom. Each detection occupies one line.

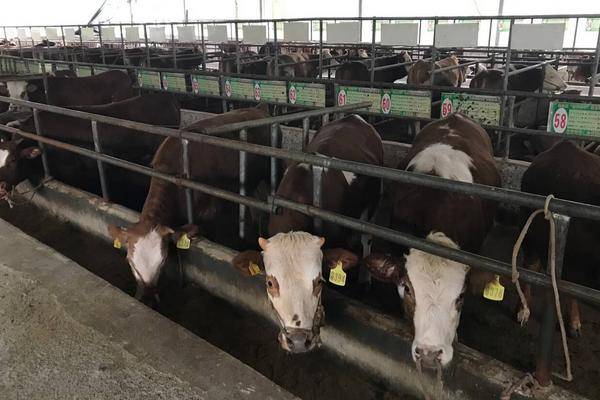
left=586, top=18, right=600, bottom=32
left=76, top=66, right=93, bottom=77
left=136, top=69, right=162, bottom=89
left=55, top=63, right=71, bottom=71
left=190, top=74, right=220, bottom=96
left=497, top=19, right=510, bottom=32
left=44, top=63, right=53, bottom=73
left=161, top=72, right=187, bottom=93
left=288, top=82, right=326, bottom=107
left=223, top=77, right=287, bottom=103
left=547, top=102, right=600, bottom=137
left=440, top=93, right=501, bottom=126
left=335, top=85, right=431, bottom=119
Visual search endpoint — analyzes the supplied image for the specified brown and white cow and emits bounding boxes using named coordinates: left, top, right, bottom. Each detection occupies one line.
left=267, top=52, right=333, bottom=78
left=408, top=55, right=467, bottom=87
left=469, top=64, right=567, bottom=92
left=232, top=114, right=384, bottom=353
left=520, top=140, right=600, bottom=338
left=365, top=113, right=501, bottom=368
left=108, top=106, right=271, bottom=304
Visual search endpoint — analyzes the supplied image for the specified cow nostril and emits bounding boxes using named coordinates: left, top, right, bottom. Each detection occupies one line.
left=415, top=347, right=423, bottom=357
left=295, top=320, right=301, bottom=327
left=304, top=337, right=311, bottom=348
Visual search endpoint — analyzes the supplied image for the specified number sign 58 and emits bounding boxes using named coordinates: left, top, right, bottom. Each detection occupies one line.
left=553, top=107, right=568, bottom=134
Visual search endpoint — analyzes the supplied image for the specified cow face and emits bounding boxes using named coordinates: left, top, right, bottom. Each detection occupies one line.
left=542, top=65, right=567, bottom=91
left=5, top=81, right=39, bottom=111
left=232, top=232, right=358, bottom=353
left=0, top=139, right=42, bottom=200
left=365, top=232, right=468, bottom=368
left=108, top=223, right=198, bottom=304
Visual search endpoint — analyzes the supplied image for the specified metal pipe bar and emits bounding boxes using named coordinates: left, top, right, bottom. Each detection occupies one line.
left=506, top=59, right=557, bottom=77
left=371, top=57, right=433, bottom=72
left=370, top=19, right=376, bottom=83
left=301, top=117, right=310, bottom=151
left=270, top=123, right=278, bottom=196
left=433, top=57, right=493, bottom=74
left=312, top=165, right=323, bottom=232
left=588, top=29, right=600, bottom=97
left=31, top=109, right=50, bottom=177
left=239, top=128, right=248, bottom=239
left=182, top=138, right=193, bottom=225
left=91, top=120, right=109, bottom=201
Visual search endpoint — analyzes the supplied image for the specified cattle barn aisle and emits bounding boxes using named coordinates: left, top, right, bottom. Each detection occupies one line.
left=0, top=218, right=297, bottom=400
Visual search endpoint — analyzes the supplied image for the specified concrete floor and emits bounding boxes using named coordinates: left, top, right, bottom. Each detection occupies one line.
left=0, top=219, right=297, bottom=400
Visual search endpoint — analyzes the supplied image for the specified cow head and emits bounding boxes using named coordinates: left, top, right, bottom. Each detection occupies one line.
left=232, top=231, right=358, bottom=353
left=542, top=65, right=568, bottom=92
left=365, top=232, right=469, bottom=368
left=108, top=223, right=198, bottom=304
left=0, top=139, right=42, bottom=201
left=5, top=80, right=40, bottom=111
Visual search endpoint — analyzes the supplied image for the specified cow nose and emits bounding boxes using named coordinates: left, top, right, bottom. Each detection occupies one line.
left=414, top=346, right=444, bottom=368
left=0, top=181, right=7, bottom=196
left=281, top=330, right=314, bottom=353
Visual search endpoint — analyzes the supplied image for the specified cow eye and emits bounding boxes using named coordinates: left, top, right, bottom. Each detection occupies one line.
left=266, top=275, right=279, bottom=297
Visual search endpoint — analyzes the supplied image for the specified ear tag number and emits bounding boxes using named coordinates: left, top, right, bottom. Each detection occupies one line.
left=248, top=262, right=262, bottom=276
left=483, top=275, right=505, bottom=301
left=113, top=238, right=122, bottom=249
left=176, top=234, right=191, bottom=250
left=329, top=261, right=347, bottom=287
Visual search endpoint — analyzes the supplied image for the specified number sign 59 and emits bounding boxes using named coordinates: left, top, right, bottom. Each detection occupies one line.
left=441, top=98, right=453, bottom=118
left=553, top=107, right=568, bottom=134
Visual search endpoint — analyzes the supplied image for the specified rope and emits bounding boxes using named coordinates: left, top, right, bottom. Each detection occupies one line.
left=505, top=194, right=573, bottom=399
left=0, top=177, right=53, bottom=208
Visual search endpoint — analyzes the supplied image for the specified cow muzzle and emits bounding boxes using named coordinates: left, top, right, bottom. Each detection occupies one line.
left=278, top=328, right=318, bottom=354
left=0, top=181, right=9, bottom=200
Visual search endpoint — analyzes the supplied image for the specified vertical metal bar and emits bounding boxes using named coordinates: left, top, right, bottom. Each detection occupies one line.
left=32, top=109, right=50, bottom=178
left=200, top=23, right=206, bottom=71
left=182, top=138, right=193, bottom=224
left=91, top=120, right=109, bottom=201
left=235, top=22, right=241, bottom=73
left=417, top=19, right=422, bottom=46
left=501, top=19, right=515, bottom=123
left=302, top=117, right=310, bottom=151
left=270, top=123, right=279, bottom=195
left=571, top=18, right=579, bottom=51
left=60, top=26, right=67, bottom=61
left=2, top=27, right=6, bottom=41
left=40, top=53, right=49, bottom=104
left=119, top=24, right=127, bottom=66
left=430, top=19, right=439, bottom=84
left=238, top=128, right=248, bottom=239
left=273, top=21, right=278, bottom=77
left=312, top=164, right=323, bottom=233
left=171, top=23, right=177, bottom=68
left=535, top=214, right=570, bottom=386
left=322, top=113, right=329, bottom=126
left=588, top=27, right=600, bottom=97
left=78, top=25, right=84, bottom=62
left=143, top=24, right=151, bottom=66
left=503, top=96, right=515, bottom=160
left=370, top=18, right=376, bottom=83
left=318, top=20, right=323, bottom=79
left=99, top=24, right=106, bottom=65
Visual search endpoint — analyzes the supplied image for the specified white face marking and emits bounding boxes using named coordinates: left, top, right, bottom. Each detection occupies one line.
left=129, top=229, right=166, bottom=287
left=342, top=170, right=356, bottom=185
left=262, top=232, right=323, bottom=330
left=0, top=149, right=9, bottom=168
left=408, top=143, right=474, bottom=183
left=542, top=65, right=567, bottom=91
left=6, top=81, right=28, bottom=100
left=405, top=232, right=468, bottom=367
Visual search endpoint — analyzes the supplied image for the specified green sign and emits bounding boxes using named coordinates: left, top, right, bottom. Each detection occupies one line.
left=161, top=72, right=187, bottom=93
left=542, top=19, right=566, bottom=24
left=440, top=93, right=501, bottom=126
left=93, top=66, right=128, bottom=75
left=223, top=77, right=287, bottom=103
left=76, top=66, right=93, bottom=77
left=288, top=82, right=325, bottom=108
left=586, top=18, right=600, bottom=32
left=43, top=63, right=53, bottom=73
left=136, top=69, right=162, bottom=89
left=190, top=74, right=220, bottom=96
left=547, top=102, right=600, bottom=137
left=14, top=60, right=27, bottom=73
left=497, top=19, right=510, bottom=32
left=335, top=85, right=431, bottom=119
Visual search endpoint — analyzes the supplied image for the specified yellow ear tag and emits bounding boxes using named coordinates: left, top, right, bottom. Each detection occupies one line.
left=329, top=261, right=347, bottom=287
left=176, top=234, right=191, bottom=250
left=248, top=262, right=262, bottom=276
left=483, top=275, right=505, bottom=301
left=113, top=238, right=122, bottom=249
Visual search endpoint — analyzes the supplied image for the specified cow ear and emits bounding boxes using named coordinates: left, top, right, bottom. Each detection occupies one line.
left=108, top=225, right=129, bottom=244
left=364, top=253, right=403, bottom=284
left=232, top=250, right=264, bottom=277
left=169, top=224, right=198, bottom=244
left=19, top=146, right=41, bottom=159
left=323, top=248, right=358, bottom=271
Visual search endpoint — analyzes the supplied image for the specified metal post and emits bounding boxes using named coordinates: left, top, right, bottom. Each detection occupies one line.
left=495, top=0, right=505, bottom=47
left=32, top=109, right=50, bottom=178
left=99, top=24, right=106, bottom=65
left=91, top=120, right=109, bottom=201
left=119, top=24, right=127, bottom=66
left=571, top=18, right=579, bottom=51
left=501, top=19, right=515, bottom=124
left=273, top=21, right=278, bottom=77
left=78, top=25, right=85, bottom=62
left=238, top=128, right=248, bottom=239
left=312, top=164, right=323, bottom=233
left=318, top=20, right=323, bottom=79
left=60, top=26, right=67, bottom=62
left=270, top=123, right=279, bottom=195
left=588, top=27, right=600, bottom=97
left=143, top=24, right=151, bottom=66
left=370, top=18, right=376, bottom=83
left=171, top=23, right=177, bottom=68
left=430, top=19, right=439, bottom=84
left=2, top=27, right=6, bottom=41
left=200, top=23, right=206, bottom=71
left=40, top=54, right=49, bottom=104
left=235, top=22, right=241, bottom=73
left=535, top=213, right=570, bottom=386
left=322, top=113, right=329, bottom=126
left=182, top=138, right=193, bottom=224
left=302, top=117, right=310, bottom=151
left=502, top=96, right=515, bottom=160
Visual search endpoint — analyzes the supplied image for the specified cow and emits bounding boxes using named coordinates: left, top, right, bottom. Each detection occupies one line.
left=519, top=140, right=600, bottom=338
left=267, top=52, right=331, bottom=78
left=364, top=113, right=501, bottom=368
left=4, top=70, right=135, bottom=110
left=469, top=64, right=567, bottom=92
left=335, top=52, right=412, bottom=83
left=231, top=114, right=384, bottom=353
left=107, top=106, right=272, bottom=305
left=573, top=56, right=599, bottom=83
left=408, top=55, right=467, bottom=87
left=0, top=93, right=180, bottom=211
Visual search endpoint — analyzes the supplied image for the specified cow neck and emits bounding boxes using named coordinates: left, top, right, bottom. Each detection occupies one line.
left=139, top=175, right=177, bottom=229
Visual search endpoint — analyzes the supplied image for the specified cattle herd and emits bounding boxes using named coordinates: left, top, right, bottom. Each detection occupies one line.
left=1, top=38, right=600, bottom=396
